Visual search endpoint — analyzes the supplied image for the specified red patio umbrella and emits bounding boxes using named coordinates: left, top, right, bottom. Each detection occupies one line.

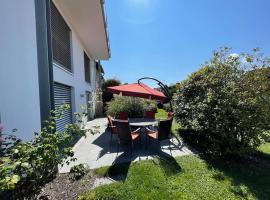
left=107, top=83, right=167, bottom=102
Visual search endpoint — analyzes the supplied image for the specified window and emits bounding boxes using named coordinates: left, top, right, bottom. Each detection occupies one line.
left=84, top=52, right=91, bottom=83
left=51, top=2, right=72, bottom=71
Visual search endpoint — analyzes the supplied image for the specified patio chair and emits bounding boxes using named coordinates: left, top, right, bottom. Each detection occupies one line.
left=117, top=112, right=128, bottom=120
left=167, top=112, right=174, bottom=119
left=107, top=116, right=118, bottom=146
left=114, top=119, right=141, bottom=156
left=146, top=118, right=173, bottom=154
left=144, top=110, right=156, bottom=119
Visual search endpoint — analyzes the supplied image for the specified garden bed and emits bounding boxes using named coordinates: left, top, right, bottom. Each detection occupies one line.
left=36, top=170, right=112, bottom=200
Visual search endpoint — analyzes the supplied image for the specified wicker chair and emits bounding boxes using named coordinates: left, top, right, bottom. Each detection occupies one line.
left=107, top=116, right=118, bottom=146
left=146, top=118, right=173, bottom=154
left=167, top=112, right=174, bottom=119
left=114, top=119, right=141, bottom=156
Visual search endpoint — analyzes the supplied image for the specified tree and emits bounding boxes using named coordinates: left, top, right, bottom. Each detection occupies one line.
left=102, top=78, right=121, bottom=106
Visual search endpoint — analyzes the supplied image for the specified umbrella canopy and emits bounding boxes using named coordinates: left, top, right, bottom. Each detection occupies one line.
left=107, top=83, right=167, bottom=101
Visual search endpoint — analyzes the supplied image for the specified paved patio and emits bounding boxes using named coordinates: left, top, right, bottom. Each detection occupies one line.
left=59, top=118, right=195, bottom=173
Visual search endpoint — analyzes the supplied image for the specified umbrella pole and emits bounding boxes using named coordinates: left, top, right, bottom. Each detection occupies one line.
left=169, top=101, right=173, bottom=112
left=138, top=77, right=173, bottom=112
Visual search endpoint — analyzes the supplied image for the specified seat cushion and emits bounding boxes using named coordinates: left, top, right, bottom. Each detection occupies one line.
left=147, top=131, right=158, bottom=139
left=131, top=132, right=140, bottom=140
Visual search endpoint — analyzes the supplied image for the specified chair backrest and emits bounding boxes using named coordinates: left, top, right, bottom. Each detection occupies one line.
left=144, top=110, right=156, bottom=119
left=157, top=118, right=173, bottom=141
left=115, top=120, right=132, bottom=143
left=167, top=112, right=174, bottom=119
left=117, top=112, right=128, bottom=120
left=107, top=115, right=114, bottom=127
left=107, top=116, right=117, bottom=133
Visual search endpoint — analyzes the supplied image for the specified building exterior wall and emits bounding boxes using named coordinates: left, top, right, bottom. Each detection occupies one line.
left=0, top=0, right=105, bottom=141
left=0, top=0, right=41, bottom=141
left=53, top=30, right=97, bottom=122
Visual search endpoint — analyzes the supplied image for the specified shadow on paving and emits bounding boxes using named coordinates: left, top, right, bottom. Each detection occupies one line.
left=199, top=151, right=270, bottom=200
left=92, top=126, right=186, bottom=161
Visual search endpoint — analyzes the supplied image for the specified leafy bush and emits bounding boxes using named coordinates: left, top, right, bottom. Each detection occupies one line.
left=143, top=99, right=157, bottom=112
left=174, top=47, right=270, bottom=155
left=70, top=164, right=89, bottom=180
left=106, top=96, right=157, bottom=118
left=0, top=105, right=88, bottom=198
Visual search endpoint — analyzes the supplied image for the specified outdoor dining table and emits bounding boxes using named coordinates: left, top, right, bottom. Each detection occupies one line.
left=129, top=118, right=158, bottom=148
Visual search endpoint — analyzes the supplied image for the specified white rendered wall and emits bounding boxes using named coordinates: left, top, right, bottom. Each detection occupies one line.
left=0, top=0, right=41, bottom=141
left=53, top=31, right=97, bottom=122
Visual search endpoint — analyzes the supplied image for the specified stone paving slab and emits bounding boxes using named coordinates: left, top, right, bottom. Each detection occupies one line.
left=59, top=118, right=195, bottom=173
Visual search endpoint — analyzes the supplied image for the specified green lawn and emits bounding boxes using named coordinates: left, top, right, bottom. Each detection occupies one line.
left=258, top=143, right=270, bottom=154
left=78, top=109, right=270, bottom=200
left=79, top=154, right=270, bottom=200
left=155, top=108, right=168, bottom=119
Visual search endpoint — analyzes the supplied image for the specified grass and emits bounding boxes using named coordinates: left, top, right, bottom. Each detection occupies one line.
left=78, top=109, right=270, bottom=200
left=258, top=143, right=270, bottom=154
left=79, top=154, right=270, bottom=200
left=155, top=108, right=168, bottom=119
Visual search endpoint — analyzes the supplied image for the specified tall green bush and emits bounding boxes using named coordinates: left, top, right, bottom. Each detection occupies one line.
left=174, top=47, right=270, bottom=155
left=106, top=96, right=157, bottom=118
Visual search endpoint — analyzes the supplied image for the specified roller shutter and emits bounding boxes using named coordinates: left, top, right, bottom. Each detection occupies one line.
left=54, top=82, right=72, bottom=132
left=51, top=2, right=71, bottom=71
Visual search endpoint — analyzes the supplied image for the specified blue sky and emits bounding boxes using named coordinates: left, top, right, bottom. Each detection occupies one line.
left=102, top=0, right=270, bottom=87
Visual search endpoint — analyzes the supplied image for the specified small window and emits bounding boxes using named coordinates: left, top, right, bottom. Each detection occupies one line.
left=84, top=52, right=91, bottom=83
left=51, top=2, right=72, bottom=71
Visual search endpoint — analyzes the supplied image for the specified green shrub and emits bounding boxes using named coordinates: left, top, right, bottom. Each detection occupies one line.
left=143, top=99, right=157, bottom=112
left=70, top=164, right=89, bottom=180
left=174, top=47, right=270, bottom=155
left=106, top=96, right=157, bottom=118
left=0, top=105, right=89, bottom=197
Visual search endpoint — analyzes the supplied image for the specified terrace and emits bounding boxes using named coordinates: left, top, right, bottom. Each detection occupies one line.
left=59, top=113, right=194, bottom=173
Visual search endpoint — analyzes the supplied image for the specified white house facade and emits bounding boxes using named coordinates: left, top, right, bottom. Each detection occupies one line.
left=0, top=0, right=110, bottom=141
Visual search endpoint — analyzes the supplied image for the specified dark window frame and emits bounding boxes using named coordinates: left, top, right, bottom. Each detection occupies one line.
left=84, top=52, right=91, bottom=83
left=51, top=2, right=72, bottom=72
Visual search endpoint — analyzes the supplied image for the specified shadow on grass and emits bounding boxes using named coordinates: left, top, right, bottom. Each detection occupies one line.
left=155, top=152, right=182, bottom=177
left=94, top=152, right=131, bottom=182
left=202, top=152, right=270, bottom=199
left=177, top=128, right=270, bottom=199
left=95, top=142, right=182, bottom=182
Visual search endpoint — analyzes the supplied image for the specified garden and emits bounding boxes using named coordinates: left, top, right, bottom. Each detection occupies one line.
left=0, top=48, right=269, bottom=199
left=79, top=48, right=270, bottom=199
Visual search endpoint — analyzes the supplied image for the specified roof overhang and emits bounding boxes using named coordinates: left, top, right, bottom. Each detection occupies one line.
left=53, top=0, right=110, bottom=60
